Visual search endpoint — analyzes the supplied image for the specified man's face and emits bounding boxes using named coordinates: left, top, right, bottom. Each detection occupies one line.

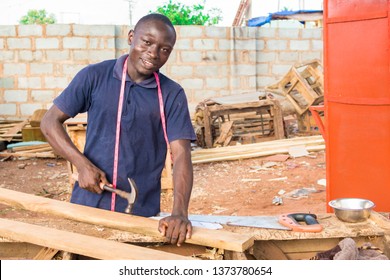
left=127, top=20, right=176, bottom=83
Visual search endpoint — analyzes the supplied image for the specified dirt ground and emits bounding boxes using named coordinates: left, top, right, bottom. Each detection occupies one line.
left=0, top=148, right=327, bottom=222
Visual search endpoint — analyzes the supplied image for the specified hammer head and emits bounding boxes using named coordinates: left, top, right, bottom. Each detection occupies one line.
left=124, top=178, right=138, bottom=214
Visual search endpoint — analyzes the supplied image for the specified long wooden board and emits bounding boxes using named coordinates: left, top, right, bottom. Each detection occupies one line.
left=0, top=188, right=254, bottom=252
left=0, top=218, right=192, bottom=260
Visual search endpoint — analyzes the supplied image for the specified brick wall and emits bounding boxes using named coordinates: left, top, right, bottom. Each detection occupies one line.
left=0, top=24, right=323, bottom=119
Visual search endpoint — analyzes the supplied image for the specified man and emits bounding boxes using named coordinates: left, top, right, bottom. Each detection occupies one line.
left=41, top=14, right=196, bottom=247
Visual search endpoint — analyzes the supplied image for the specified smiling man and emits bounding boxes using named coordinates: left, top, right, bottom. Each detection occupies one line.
left=41, top=14, right=196, bottom=247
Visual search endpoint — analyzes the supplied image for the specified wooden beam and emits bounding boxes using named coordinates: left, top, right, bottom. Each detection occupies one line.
left=0, top=218, right=192, bottom=260
left=191, top=135, right=325, bottom=164
left=33, top=247, right=59, bottom=260
left=0, top=188, right=254, bottom=252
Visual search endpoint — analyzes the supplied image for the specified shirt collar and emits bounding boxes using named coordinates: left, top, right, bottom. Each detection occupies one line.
left=113, top=54, right=157, bottom=89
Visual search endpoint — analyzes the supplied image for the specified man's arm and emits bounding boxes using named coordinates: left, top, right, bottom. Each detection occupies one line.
left=40, top=105, right=108, bottom=193
left=158, top=139, right=193, bottom=246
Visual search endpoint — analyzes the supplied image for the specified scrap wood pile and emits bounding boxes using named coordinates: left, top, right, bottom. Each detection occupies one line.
left=0, top=119, right=27, bottom=142
left=194, top=93, right=285, bottom=149
left=265, top=59, right=325, bottom=134
left=191, top=134, right=325, bottom=164
left=193, top=60, right=325, bottom=149
left=0, top=109, right=57, bottom=159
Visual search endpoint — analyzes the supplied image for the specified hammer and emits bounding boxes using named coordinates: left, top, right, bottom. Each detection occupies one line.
left=71, top=173, right=138, bottom=214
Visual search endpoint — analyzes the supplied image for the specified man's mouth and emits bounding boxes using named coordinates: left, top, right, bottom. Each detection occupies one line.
left=141, top=58, right=155, bottom=68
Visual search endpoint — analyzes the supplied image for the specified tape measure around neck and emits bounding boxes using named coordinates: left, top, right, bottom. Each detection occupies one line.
left=153, top=72, right=171, bottom=157
left=110, top=57, right=169, bottom=212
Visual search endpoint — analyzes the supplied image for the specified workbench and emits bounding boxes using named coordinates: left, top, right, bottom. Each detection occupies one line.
left=1, top=187, right=389, bottom=260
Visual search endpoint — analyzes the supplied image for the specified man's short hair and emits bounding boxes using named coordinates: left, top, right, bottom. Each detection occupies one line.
left=135, top=13, right=175, bottom=35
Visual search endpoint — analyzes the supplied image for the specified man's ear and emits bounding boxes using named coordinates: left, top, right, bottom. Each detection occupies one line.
left=128, top=30, right=134, bottom=45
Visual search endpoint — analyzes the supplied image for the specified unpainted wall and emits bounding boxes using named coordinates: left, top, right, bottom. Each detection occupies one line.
left=0, top=24, right=323, bottom=119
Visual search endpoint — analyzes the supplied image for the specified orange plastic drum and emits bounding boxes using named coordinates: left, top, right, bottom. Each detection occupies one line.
left=324, top=0, right=390, bottom=211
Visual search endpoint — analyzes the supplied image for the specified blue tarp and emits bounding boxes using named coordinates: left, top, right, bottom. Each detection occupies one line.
left=247, top=10, right=323, bottom=27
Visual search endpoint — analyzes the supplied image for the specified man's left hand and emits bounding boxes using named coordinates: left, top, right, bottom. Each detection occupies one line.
left=158, top=215, right=192, bottom=246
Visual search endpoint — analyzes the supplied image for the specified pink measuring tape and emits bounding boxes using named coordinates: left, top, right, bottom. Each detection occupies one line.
left=110, top=57, right=170, bottom=211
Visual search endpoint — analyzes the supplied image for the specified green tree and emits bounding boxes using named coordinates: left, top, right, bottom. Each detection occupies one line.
left=150, top=0, right=222, bottom=25
left=19, top=9, right=56, bottom=25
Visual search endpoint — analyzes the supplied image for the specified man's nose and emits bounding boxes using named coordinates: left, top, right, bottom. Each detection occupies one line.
left=148, top=45, right=159, bottom=58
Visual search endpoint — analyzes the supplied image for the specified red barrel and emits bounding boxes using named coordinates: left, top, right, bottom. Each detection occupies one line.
left=324, top=0, right=390, bottom=211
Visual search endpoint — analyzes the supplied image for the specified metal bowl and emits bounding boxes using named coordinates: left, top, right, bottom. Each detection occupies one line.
left=328, top=198, right=375, bottom=223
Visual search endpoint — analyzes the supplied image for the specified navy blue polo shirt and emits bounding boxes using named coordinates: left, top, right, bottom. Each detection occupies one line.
left=54, top=54, right=196, bottom=217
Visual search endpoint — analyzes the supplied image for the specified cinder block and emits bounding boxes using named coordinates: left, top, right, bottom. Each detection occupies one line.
left=0, top=78, right=14, bottom=89
left=18, top=25, right=42, bottom=36
left=0, top=50, right=13, bottom=60
left=178, top=26, right=203, bottom=37
left=18, top=77, right=41, bottom=89
left=0, top=104, right=17, bottom=115
left=73, top=50, right=114, bottom=61
left=180, top=51, right=202, bottom=63
left=46, top=25, right=71, bottom=36
left=205, top=27, right=227, bottom=38
left=312, top=40, right=323, bottom=51
left=194, top=65, right=219, bottom=77
left=193, top=39, right=216, bottom=50
left=279, top=28, right=299, bottom=38
left=175, top=39, right=191, bottom=50
left=4, top=90, right=28, bottom=102
left=0, top=26, right=16, bottom=36
left=170, top=66, right=193, bottom=77
left=30, top=63, right=54, bottom=74
left=266, top=39, right=288, bottom=50
left=290, top=40, right=310, bottom=51
left=7, top=38, right=31, bottom=49
left=18, top=50, right=43, bottom=61
left=3, top=63, right=26, bottom=75
left=36, top=38, right=59, bottom=49
left=206, top=77, right=228, bottom=88
left=20, top=104, right=42, bottom=117
left=46, top=50, right=70, bottom=61
left=73, top=25, right=115, bottom=36
left=32, top=90, right=55, bottom=102
left=44, top=77, right=68, bottom=89
left=181, top=78, right=203, bottom=90
left=63, top=37, right=88, bottom=49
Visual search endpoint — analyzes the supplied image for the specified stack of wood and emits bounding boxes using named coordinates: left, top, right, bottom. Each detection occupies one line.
left=0, top=109, right=57, bottom=159
left=0, top=120, right=28, bottom=142
left=191, top=135, right=325, bottom=164
left=265, top=59, right=325, bottom=134
left=194, top=94, right=285, bottom=148
left=0, top=142, right=56, bottom=159
left=21, top=109, right=47, bottom=142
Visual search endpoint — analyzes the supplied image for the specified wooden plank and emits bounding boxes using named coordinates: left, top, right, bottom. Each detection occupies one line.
left=191, top=144, right=325, bottom=164
left=1, top=120, right=28, bottom=141
left=0, top=242, right=42, bottom=259
left=0, top=218, right=192, bottom=260
left=0, top=188, right=254, bottom=252
left=33, top=247, right=59, bottom=260
left=0, top=151, right=56, bottom=158
left=11, top=143, right=51, bottom=152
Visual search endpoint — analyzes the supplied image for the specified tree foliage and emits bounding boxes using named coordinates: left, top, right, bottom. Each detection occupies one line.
left=150, top=0, right=222, bottom=25
left=19, top=9, right=56, bottom=25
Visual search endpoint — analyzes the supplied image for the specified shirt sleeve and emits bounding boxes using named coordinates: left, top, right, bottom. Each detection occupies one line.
left=165, top=87, right=196, bottom=142
left=54, top=66, right=92, bottom=117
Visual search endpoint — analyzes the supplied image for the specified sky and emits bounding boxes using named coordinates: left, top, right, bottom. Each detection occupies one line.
left=0, top=0, right=323, bottom=26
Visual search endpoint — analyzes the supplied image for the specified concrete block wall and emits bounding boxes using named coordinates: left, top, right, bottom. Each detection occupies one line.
left=0, top=24, right=323, bottom=119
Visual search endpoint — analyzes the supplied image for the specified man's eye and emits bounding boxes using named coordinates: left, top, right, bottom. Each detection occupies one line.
left=143, top=40, right=150, bottom=45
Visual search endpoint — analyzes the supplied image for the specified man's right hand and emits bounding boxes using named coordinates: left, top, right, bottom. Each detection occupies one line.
left=75, top=165, right=110, bottom=194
